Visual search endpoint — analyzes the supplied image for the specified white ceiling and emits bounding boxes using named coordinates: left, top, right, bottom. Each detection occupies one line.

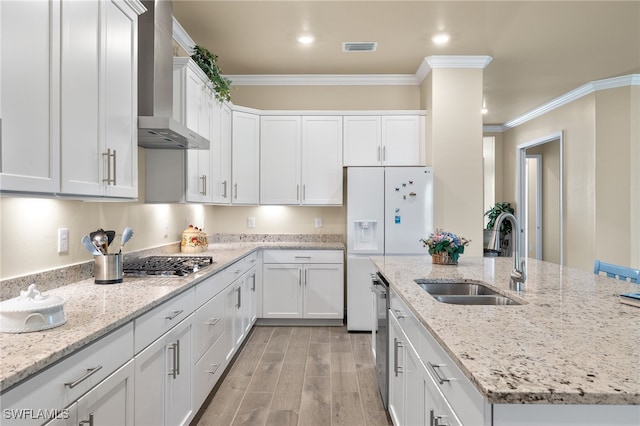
left=172, top=0, right=640, bottom=126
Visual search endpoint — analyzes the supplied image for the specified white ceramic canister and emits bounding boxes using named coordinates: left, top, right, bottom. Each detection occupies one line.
left=0, top=284, right=67, bottom=333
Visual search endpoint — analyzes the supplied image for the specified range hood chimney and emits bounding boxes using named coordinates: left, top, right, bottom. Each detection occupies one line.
left=137, top=0, right=208, bottom=149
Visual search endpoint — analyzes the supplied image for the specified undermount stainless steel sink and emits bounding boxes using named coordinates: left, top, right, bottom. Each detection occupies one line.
left=433, top=295, right=521, bottom=305
left=414, top=279, right=522, bottom=305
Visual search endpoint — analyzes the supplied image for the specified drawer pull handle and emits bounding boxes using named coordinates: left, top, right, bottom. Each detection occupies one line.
left=207, top=364, right=220, bottom=375
left=65, top=366, right=103, bottom=389
left=79, top=413, right=94, bottom=426
left=165, top=310, right=183, bottom=320
left=394, top=309, right=406, bottom=319
left=427, top=362, right=454, bottom=384
left=168, top=341, right=179, bottom=379
left=207, top=318, right=220, bottom=326
left=294, top=256, right=312, bottom=259
left=234, top=269, right=242, bottom=274
left=393, top=338, right=403, bottom=376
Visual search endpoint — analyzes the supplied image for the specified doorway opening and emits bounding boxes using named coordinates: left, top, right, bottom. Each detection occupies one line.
left=517, top=131, right=563, bottom=265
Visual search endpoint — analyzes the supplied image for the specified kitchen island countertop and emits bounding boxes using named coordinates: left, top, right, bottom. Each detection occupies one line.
left=371, top=255, right=640, bottom=406
left=0, top=241, right=343, bottom=392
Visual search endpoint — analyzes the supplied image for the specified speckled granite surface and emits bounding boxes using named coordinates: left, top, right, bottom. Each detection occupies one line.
left=371, top=255, right=640, bottom=405
left=0, top=240, right=343, bottom=392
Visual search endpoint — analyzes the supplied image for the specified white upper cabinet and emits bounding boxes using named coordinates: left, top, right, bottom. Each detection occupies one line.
left=301, top=116, right=343, bottom=205
left=0, top=0, right=61, bottom=194
left=1, top=0, right=143, bottom=198
left=260, top=115, right=343, bottom=205
left=260, top=116, right=302, bottom=205
left=231, top=111, right=260, bottom=204
left=173, top=58, right=212, bottom=140
left=343, top=115, right=424, bottom=166
left=60, top=0, right=140, bottom=198
left=210, top=102, right=232, bottom=204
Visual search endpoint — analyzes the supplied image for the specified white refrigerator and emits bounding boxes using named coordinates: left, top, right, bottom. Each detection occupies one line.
left=346, top=167, right=433, bottom=331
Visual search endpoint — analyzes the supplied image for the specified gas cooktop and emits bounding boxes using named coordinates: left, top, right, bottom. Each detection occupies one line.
left=123, top=255, right=214, bottom=277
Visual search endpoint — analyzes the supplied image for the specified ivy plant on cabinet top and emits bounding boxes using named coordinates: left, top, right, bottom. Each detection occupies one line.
left=191, top=45, right=232, bottom=102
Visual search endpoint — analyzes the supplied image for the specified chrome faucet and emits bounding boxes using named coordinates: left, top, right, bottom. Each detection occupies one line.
left=487, top=212, right=526, bottom=288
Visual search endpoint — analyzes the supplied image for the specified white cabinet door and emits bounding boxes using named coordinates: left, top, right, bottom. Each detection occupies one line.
left=231, top=111, right=260, bottom=204
left=301, top=116, right=343, bottom=205
left=304, top=263, right=344, bottom=319
left=405, top=345, right=427, bottom=426
left=243, top=266, right=257, bottom=332
left=59, top=0, right=139, bottom=198
left=76, top=360, right=135, bottom=426
left=262, top=264, right=303, bottom=319
left=260, top=116, right=301, bottom=205
left=343, top=116, right=382, bottom=166
left=381, top=116, right=421, bottom=166
left=388, top=313, right=406, bottom=426
left=185, top=149, right=211, bottom=203
left=211, top=102, right=232, bottom=204
left=223, top=279, right=243, bottom=361
left=0, top=0, right=61, bottom=194
left=174, top=58, right=210, bottom=139
left=134, top=316, right=193, bottom=426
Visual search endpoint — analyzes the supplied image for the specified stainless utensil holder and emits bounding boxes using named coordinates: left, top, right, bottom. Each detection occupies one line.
left=94, top=254, right=123, bottom=284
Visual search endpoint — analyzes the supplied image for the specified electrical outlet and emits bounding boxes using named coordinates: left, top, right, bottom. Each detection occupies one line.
left=247, top=217, right=256, bottom=228
left=315, top=217, right=323, bottom=228
left=58, top=228, right=69, bottom=253
left=164, top=222, right=169, bottom=238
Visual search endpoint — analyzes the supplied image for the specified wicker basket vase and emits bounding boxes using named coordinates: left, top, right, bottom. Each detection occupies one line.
left=431, top=252, right=458, bottom=265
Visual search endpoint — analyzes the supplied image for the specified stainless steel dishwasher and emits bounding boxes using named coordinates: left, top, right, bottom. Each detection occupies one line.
left=371, top=272, right=389, bottom=409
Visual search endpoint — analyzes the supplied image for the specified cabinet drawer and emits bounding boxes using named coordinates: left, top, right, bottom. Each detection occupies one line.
left=1, top=323, right=134, bottom=426
left=262, top=249, right=343, bottom=264
left=134, top=288, right=195, bottom=354
left=195, top=267, right=236, bottom=307
left=193, top=291, right=225, bottom=362
left=419, top=325, right=486, bottom=426
left=390, top=291, right=422, bottom=351
left=424, top=366, right=463, bottom=426
left=193, top=331, right=228, bottom=410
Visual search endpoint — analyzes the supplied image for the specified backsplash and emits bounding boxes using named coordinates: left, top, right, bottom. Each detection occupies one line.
left=0, top=234, right=343, bottom=301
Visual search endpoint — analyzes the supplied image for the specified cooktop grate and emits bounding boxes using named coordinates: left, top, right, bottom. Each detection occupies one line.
left=123, top=256, right=214, bottom=277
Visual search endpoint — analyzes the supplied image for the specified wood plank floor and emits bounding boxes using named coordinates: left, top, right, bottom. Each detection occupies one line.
left=194, top=326, right=392, bottom=426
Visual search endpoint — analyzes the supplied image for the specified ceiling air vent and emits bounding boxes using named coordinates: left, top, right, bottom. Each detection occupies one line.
left=342, top=42, right=377, bottom=52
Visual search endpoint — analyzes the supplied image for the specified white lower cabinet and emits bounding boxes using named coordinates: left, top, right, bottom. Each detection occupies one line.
left=223, top=266, right=257, bottom=361
left=134, top=314, right=193, bottom=426
left=262, top=250, right=344, bottom=320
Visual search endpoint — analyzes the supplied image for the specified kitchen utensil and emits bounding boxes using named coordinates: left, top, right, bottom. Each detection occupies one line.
left=91, top=229, right=109, bottom=254
left=94, top=254, right=123, bottom=284
left=105, top=230, right=116, bottom=247
left=0, top=284, right=67, bottom=333
left=119, top=227, right=134, bottom=253
left=82, top=235, right=102, bottom=256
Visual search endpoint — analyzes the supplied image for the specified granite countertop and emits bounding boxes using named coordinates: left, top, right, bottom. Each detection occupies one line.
left=0, top=241, right=343, bottom=392
left=371, top=255, right=640, bottom=405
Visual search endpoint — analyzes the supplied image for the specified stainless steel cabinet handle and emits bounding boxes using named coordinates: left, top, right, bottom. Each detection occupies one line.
left=393, top=338, right=403, bottom=376
left=377, top=146, right=381, bottom=162
left=79, top=413, right=94, bottom=426
left=168, top=342, right=178, bottom=379
left=394, top=309, right=406, bottom=319
left=176, top=339, right=181, bottom=376
left=430, top=409, right=448, bottom=426
left=207, top=364, right=220, bottom=375
left=65, top=366, right=103, bottom=388
left=427, top=361, right=453, bottom=384
left=207, top=318, right=220, bottom=326
left=382, top=146, right=386, bottom=161
left=302, top=184, right=306, bottom=201
left=222, top=180, right=228, bottom=198
left=234, top=183, right=238, bottom=199
left=102, top=149, right=116, bottom=185
left=251, top=274, right=256, bottom=292
left=294, top=256, right=311, bottom=259
left=297, top=184, right=300, bottom=201
left=236, top=286, right=241, bottom=308
left=200, top=175, right=207, bottom=196
left=165, top=310, right=183, bottom=320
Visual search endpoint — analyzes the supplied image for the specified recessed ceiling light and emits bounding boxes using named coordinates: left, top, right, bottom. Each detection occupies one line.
left=298, top=35, right=315, bottom=44
left=431, top=33, right=450, bottom=45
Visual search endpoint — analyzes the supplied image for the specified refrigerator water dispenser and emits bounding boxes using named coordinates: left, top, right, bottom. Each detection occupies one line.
left=353, top=220, right=379, bottom=250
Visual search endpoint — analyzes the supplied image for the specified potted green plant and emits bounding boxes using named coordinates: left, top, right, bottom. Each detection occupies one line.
left=191, top=45, right=232, bottom=102
left=483, top=202, right=515, bottom=255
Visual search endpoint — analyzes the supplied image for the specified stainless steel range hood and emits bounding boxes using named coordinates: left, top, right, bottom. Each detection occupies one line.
left=137, top=0, right=208, bottom=150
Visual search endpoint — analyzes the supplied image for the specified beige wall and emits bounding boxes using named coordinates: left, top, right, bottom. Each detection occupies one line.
left=430, top=68, right=485, bottom=256
left=501, top=85, right=640, bottom=271
left=230, top=85, right=421, bottom=110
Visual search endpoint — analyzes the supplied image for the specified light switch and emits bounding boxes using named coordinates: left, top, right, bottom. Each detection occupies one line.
left=315, top=217, right=323, bottom=228
left=58, top=228, right=69, bottom=253
left=248, top=217, right=256, bottom=228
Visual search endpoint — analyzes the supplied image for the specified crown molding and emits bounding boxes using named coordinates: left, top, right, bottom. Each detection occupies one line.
left=125, top=0, right=146, bottom=15
left=503, top=74, right=640, bottom=130
left=173, top=17, right=195, bottom=55
left=226, top=74, right=420, bottom=86
left=426, top=55, right=493, bottom=69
